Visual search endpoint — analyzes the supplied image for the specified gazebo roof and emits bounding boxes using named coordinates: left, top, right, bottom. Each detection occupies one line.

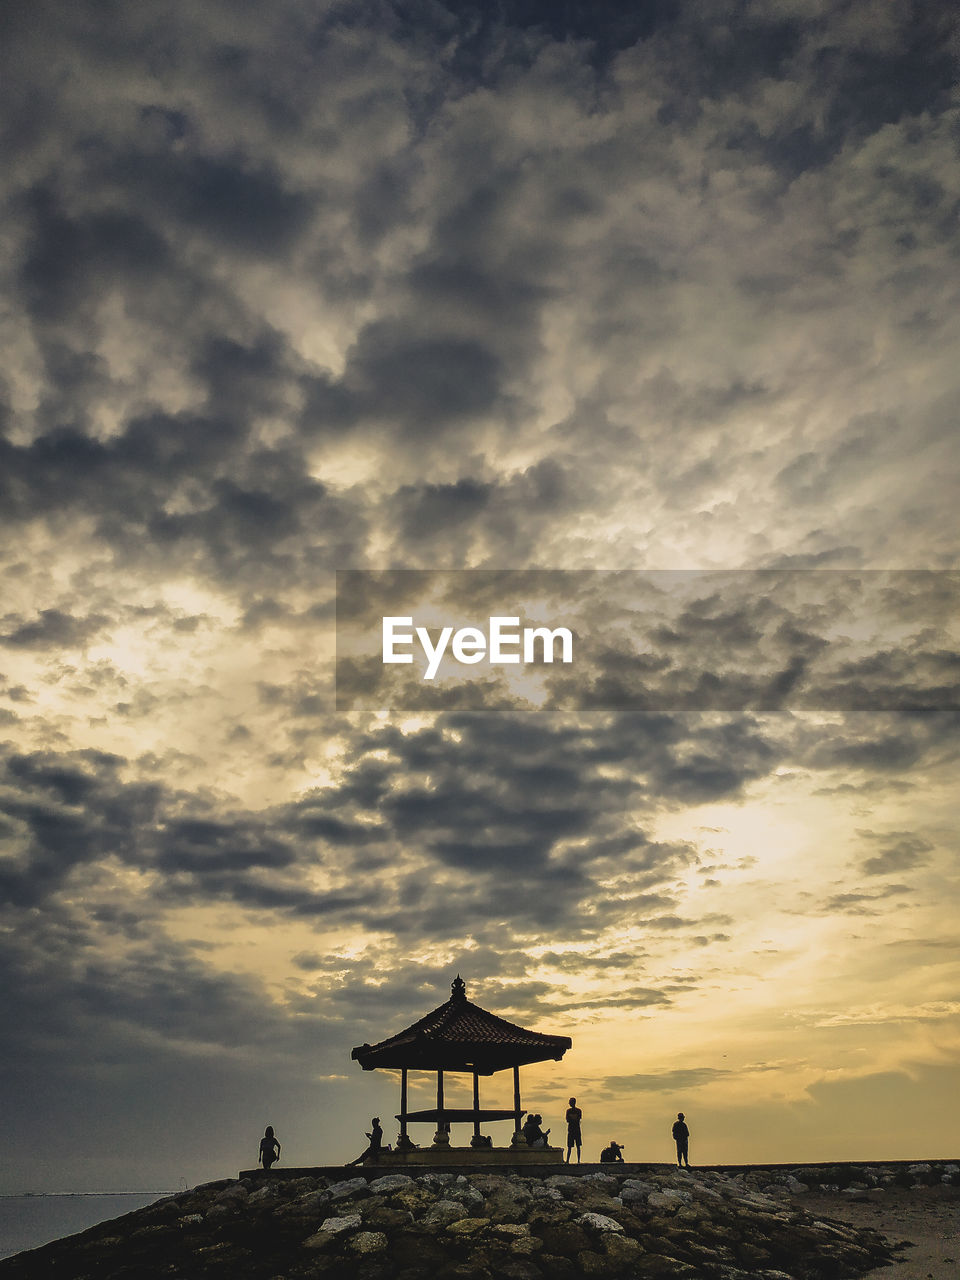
left=351, top=976, right=572, bottom=1075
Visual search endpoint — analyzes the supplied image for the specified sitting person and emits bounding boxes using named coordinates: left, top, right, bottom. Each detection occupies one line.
left=522, top=1113, right=551, bottom=1148
left=600, top=1140, right=625, bottom=1163
left=346, top=1116, right=384, bottom=1166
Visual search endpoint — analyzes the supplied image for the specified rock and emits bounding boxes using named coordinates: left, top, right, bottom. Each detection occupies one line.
left=349, top=1230, right=388, bottom=1253
left=529, top=1184, right=564, bottom=1202
left=581, top=1174, right=619, bottom=1191
left=601, top=1233, right=642, bottom=1264
left=635, top=1258, right=702, bottom=1277
left=538, top=1220, right=591, bottom=1254
left=576, top=1249, right=608, bottom=1275
left=510, top=1235, right=543, bottom=1255
left=279, top=1186, right=329, bottom=1217
left=621, top=1178, right=656, bottom=1197
left=736, top=1240, right=772, bottom=1267
left=423, top=1198, right=470, bottom=1227
left=286, top=1174, right=322, bottom=1193
left=370, top=1173, right=417, bottom=1193
left=446, top=1218, right=488, bottom=1236
left=496, top=1261, right=542, bottom=1280
left=317, top=1212, right=363, bottom=1235
left=204, top=1182, right=249, bottom=1219
left=205, top=1202, right=241, bottom=1220
left=247, top=1183, right=281, bottom=1206
left=576, top=1212, right=624, bottom=1234
left=449, top=1184, right=486, bottom=1211
left=647, top=1190, right=689, bottom=1211
left=328, top=1176, right=372, bottom=1201
left=361, top=1202, right=415, bottom=1229
left=391, top=1187, right=435, bottom=1213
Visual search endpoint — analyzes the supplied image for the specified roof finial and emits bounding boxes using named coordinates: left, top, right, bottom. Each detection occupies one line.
left=451, top=974, right=466, bottom=1001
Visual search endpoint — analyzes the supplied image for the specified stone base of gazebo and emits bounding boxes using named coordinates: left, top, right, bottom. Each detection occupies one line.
left=370, top=1146, right=564, bottom=1166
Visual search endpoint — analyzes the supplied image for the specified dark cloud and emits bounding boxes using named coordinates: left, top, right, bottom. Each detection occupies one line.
left=859, top=831, right=934, bottom=877
left=0, top=0, right=958, bottom=1188
left=1, top=608, right=109, bottom=649
left=820, top=885, right=912, bottom=916
left=603, top=1067, right=732, bottom=1092
left=16, top=185, right=172, bottom=324
left=338, top=571, right=960, bottom=715
left=113, top=150, right=314, bottom=254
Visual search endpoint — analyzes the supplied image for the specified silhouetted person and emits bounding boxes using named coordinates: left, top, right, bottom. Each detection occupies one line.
left=600, top=1140, right=624, bottom=1163
left=672, top=1112, right=690, bottom=1167
left=565, top=1096, right=583, bottom=1164
left=258, top=1126, right=281, bottom=1170
left=522, top=1113, right=551, bottom=1147
left=347, top=1116, right=384, bottom=1166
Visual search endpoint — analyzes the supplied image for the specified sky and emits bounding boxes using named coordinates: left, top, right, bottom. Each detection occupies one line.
left=0, top=0, right=958, bottom=1193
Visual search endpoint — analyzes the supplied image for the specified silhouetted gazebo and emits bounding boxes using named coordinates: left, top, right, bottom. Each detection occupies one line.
left=351, top=976, right=572, bottom=1150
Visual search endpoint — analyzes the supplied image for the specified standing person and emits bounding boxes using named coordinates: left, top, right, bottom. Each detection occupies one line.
left=672, top=1112, right=690, bottom=1167
left=565, top=1096, right=583, bottom=1164
left=258, top=1125, right=281, bottom=1170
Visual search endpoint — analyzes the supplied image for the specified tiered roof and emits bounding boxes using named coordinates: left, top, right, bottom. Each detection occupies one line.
left=351, top=975, right=572, bottom=1074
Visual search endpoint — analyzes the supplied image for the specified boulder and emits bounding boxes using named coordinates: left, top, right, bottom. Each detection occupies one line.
left=576, top=1212, right=624, bottom=1234
left=370, top=1173, right=417, bottom=1193
left=349, top=1230, right=389, bottom=1253
left=422, top=1198, right=470, bottom=1227
left=328, top=1176, right=372, bottom=1201
left=317, top=1212, right=363, bottom=1235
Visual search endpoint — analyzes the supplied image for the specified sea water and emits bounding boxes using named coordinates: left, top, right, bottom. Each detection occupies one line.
left=0, top=1193, right=169, bottom=1261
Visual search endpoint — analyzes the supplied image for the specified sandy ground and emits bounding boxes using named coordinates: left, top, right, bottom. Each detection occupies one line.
left=797, top=1186, right=960, bottom=1280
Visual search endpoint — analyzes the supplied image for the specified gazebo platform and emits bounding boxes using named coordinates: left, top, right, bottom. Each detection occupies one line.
left=367, top=1146, right=563, bottom=1166
left=240, top=1155, right=592, bottom=1179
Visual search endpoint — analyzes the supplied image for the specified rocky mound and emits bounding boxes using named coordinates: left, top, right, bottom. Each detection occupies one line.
left=0, top=1166, right=899, bottom=1280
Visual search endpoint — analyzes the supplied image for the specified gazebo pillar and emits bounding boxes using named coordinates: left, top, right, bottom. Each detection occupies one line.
left=400, top=1068, right=408, bottom=1143
left=472, top=1070, right=481, bottom=1144
left=511, top=1063, right=525, bottom=1145
left=434, top=1067, right=449, bottom=1145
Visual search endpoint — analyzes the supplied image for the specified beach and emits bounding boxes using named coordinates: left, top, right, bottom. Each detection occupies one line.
left=798, top=1184, right=960, bottom=1280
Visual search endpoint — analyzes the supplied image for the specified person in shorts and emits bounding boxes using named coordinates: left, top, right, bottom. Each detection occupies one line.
left=565, top=1096, right=583, bottom=1164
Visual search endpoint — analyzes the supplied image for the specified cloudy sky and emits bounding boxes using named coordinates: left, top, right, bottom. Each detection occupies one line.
left=1, top=0, right=958, bottom=1192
